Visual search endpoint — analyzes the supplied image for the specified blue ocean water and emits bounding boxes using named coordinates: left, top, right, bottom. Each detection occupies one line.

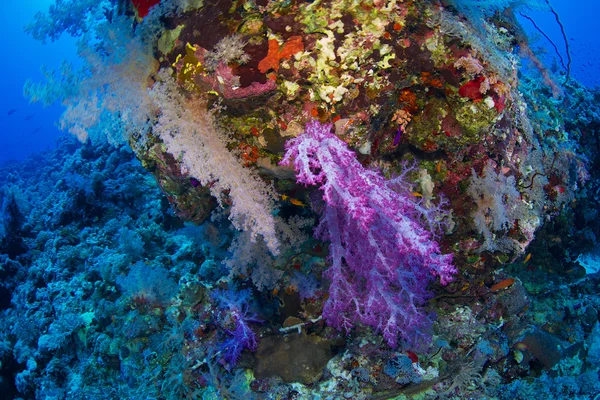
left=0, top=1, right=599, bottom=399
left=519, top=0, right=599, bottom=88
left=0, top=1, right=78, bottom=164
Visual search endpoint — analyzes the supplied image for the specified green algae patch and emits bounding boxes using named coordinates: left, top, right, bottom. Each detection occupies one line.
left=157, top=25, right=185, bottom=57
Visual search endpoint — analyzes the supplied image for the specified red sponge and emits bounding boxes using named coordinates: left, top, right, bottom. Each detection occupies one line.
left=131, top=0, right=161, bottom=18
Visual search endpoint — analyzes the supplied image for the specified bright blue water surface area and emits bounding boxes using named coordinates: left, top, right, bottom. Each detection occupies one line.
left=519, top=0, right=599, bottom=88
left=0, top=1, right=77, bottom=164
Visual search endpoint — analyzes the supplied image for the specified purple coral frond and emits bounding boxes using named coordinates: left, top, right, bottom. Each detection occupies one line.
left=280, top=120, right=455, bottom=348
left=211, top=287, right=260, bottom=367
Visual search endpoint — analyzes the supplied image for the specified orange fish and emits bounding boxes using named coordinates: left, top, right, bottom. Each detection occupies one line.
left=289, top=198, right=307, bottom=207
left=490, top=278, right=515, bottom=292
left=282, top=194, right=307, bottom=208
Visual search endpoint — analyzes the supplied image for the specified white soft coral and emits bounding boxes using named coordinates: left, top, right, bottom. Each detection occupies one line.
left=467, top=160, right=525, bottom=252
left=150, top=73, right=280, bottom=254
left=204, top=34, right=251, bottom=71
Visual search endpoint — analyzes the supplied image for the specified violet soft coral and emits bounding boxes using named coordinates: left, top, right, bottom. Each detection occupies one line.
left=280, top=120, right=455, bottom=348
left=211, top=287, right=260, bottom=367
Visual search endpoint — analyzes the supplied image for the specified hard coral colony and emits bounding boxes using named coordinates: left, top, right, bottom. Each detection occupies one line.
left=2, top=0, right=599, bottom=399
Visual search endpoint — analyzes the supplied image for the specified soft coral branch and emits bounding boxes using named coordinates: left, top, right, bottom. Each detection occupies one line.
left=281, top=121, right=455, bottom=348
left=211, top=287, right=260, bottom=368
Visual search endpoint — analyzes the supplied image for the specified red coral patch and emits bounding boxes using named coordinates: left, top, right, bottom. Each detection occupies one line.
left=493, top=93, right=506, bottom=113
left=131, top=0, right=161, bottom=18
left=258, top=36, right=304, bottom=73
left=458, top=76, right=486, bottom=100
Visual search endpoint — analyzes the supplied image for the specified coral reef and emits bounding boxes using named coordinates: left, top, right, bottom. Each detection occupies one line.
left=2, top=0, right=599, bottom=398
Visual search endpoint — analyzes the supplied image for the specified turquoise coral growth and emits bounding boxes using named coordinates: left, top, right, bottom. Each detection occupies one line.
left=281, top=121, right=455, bottom=348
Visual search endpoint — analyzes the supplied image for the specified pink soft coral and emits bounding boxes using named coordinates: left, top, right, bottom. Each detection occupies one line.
left=281, top=121, right=455, bottom=348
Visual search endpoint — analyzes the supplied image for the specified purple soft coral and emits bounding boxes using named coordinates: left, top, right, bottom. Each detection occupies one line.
left=281, top=120, right=455, bottom=348
left=211, top=287, right=260, bottom=367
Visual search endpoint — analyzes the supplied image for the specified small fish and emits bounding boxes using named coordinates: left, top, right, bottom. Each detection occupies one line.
left=490, top=278, right=515, bottom=292
left=412, top=192, right=422, bottom=197
left=523, top=253, right=531, bottom=264
left=436, top=160, right=442, bottom=173
left=7, top=109, right=16, bottom=116
left=24, top=114, right=34, bottom=121
left=289, top=198, right=306, bottom=207
left=282, top=194, right=307, bottom=207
